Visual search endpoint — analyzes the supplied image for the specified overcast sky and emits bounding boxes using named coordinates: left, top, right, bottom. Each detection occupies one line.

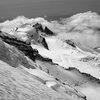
left=0, top=0, right=100, bottom=18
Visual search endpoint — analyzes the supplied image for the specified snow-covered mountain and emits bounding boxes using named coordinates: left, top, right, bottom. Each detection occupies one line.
left=0, top=11, right=100, bottom=100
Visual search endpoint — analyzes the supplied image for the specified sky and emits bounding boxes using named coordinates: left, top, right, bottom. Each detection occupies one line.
left=0, top=0, right=100, bottom=18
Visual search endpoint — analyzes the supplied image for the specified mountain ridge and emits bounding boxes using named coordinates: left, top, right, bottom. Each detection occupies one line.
left=0, top=11, right=100, bottom=100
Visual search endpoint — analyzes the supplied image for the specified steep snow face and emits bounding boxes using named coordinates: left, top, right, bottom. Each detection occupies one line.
left=0, top=60, right=73, bottom=100
left=1, top=11, right=100, bottom=100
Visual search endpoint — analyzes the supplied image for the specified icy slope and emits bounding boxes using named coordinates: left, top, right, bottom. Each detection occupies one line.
left=0, top=61, right=71, bottom=100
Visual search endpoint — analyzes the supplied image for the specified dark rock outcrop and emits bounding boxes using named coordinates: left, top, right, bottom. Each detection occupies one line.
left=33, top=23, right=54, bottom=36
left=65, top=40, right=76, bottom=48
left=0, top=32, right=37, bottom=61
left=44, top=26, right=54, bottom=35
left=0, top=31, right=52, bottom=63
left=33, top=23, right=44, bottom=32
left=0, top=39, right=36, bottom=69
left=38, top=36, right=49, bottom=50
left=32, top=23, right=54, bottom=50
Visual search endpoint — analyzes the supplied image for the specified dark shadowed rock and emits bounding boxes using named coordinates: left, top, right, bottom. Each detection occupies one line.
left=38, top=36, right=49, bottom=50
left=33, top=23, right=44, bottom=32
left=0, top=31, right=52, bottom=63
left=0, top=39, right=36, bottom=69
left=44, top=26, right=54, bottom=35
left=65, top=40, right=76, bottom=48
left=0, top=32, right=37, bottom=61
left=33, top=23, right=54, bottom=36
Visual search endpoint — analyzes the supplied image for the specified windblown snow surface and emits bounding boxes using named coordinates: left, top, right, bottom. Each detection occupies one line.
left=1, top=11, right=100, bottom=100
